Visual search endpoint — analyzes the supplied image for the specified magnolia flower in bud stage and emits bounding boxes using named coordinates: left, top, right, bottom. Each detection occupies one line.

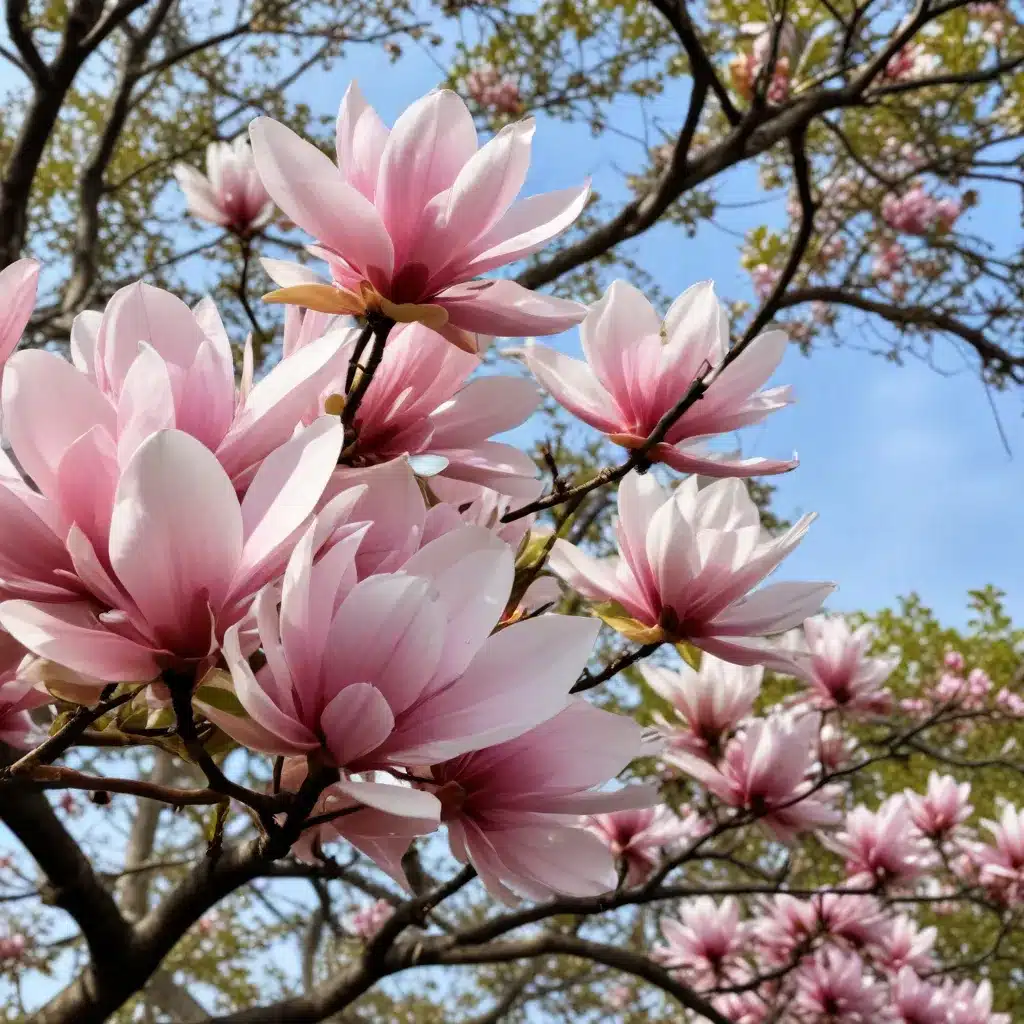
left=524, top=280, right=798, bottom=478
left=430, top=700, right=655, bottom=904
left=585, top=805, right=695, bottom=884
left=548, top=472, right=832, bottom=669
left=655, top=898, right=746, bottom=983
left=904, top=773, right=972, bottom=838
left=198, top=522, right=606, bottom=840
left=280, top=317, right=541, bottom=498
left=174, top=137, right=275, bottom=235
left=793, top=949, right=884, bottom=1023
left=874, top=915, right=937, bottom=976
left=890, top=967, right=948, bottom=1024
left=343, top=899, right=394, bottom=940
left=0, top=258, right=39, bottom=381
left=826, top=796, right=930, bottom=887
left=251, top=83, right=589, bottom=349
left=0, top=423, right=352, bottom=683
left=791, top=615, right=898, bottom=714
left=641, top=656, right=761, bottom=758
left=0, top=631, right=48, bottom=749
left=669, top=714, right=840, bottom=841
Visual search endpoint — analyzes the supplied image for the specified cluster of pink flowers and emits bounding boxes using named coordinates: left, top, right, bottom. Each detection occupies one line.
left=653, top=887, right=1009, bottom=1024
left=884, top=44, right=935, bottom=82
left=730, top=23, right=798, bottom=105
left=882, top=185, right=962, bottom=236
left=873, top=241, right=907, bottom=282
left=464, top=65, right=522, bottom=114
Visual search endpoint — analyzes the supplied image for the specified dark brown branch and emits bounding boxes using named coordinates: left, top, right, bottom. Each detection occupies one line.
left=571, top=642, right=664, bottom=694
left=775, top=286, right=1024, bottom=381
left=5, top=0, right=49, bottom=83
left=742, top=126, right=816, bottom=342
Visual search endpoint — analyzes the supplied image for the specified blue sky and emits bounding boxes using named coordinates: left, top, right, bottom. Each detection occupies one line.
left=305, top=40, right=1024, bottom=628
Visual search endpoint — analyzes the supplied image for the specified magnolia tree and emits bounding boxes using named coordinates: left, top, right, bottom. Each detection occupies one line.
left=0, top=1, right=1023, bottom=1022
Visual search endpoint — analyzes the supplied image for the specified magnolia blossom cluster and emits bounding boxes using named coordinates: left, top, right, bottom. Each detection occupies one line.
left=463, top=64, right=522, bottom=114
left=882, top=185, right=962, bottom=237
left=0, top=81, right=839, bottom=909
left=647, top=796, right=1013, bottom=1024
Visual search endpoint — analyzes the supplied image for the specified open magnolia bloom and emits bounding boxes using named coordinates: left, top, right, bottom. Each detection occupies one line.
left=0, top=424, right=357, bottom=683
left=0, top=259, right=39, bottom=384
left=174, top=136, right=275, bottom=235
left=282, top=318, right=542, bottom=498
left=548, top=471, right=833, bottom=669
left=196, top=520, right=602, bottom=803
left=249, top=82, right=589, bottom=349
left=523, top=280, right=797, bottom=478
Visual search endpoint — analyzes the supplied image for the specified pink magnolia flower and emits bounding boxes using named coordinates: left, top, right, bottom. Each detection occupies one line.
left=431, top=700, right=654, bottom=904
left=174, top=137, right=274, bottom=235
left=905, top=773, right=972, bottom=839
left=641, top=656, right=761, bottom=758
left=251, top=83, right=588, bottom=347
left=669, top=714, right=840, bottom=841
left=972, top=804, right=1024, bottom=902
left=283, top=760, right=440, bottom=889
left=548, top=472, right=832, bottom=669
left=793, top=949, right=883, bottom=1023
left=655, top=897, right=745, bottom=983
left=792, top=615, right=898, bottom=714
left=585, top=805, right=694, bottom=884
left=3, top=283, right=350, bottom=493
left=524, top=280, right=798, bottom=478
left=0, top=423, right=349, bottom=683
left=946, top=979, right=1010, bottom=1024
left=890, top=967, right=948, bottom=1024
left=817, top=893, right=889, bottom=949
left=0, top=258, right=39, bottom=379
left=284, top=318, right=541, bottom=498
left=343, top=899, right=394, bottom=940
left=465, top=65, right=522, bottom=114
left=0, top=631, right=48, bottom=749
left=827, top=797, right=930, bottom=887
left=873, top=915, right=936, bottom=976
left=198, top=519, right=604, bottom=825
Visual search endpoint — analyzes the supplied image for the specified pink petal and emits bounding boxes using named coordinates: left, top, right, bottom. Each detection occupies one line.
left=436, top=279, right=586, bottom=337
left=0, top=600, right=161, bottom=682
left=249, top=116, right=394, bottom=282
left=383, top=613, right=598, bottom=763
left=335, top=81, right=390, bottom=200
left=217, top=329, right=353, bottom=480
left=69, top=311, right=101, bottom=377
left=54, top=426, right=118, bottom=554
left=324, top=574, right=445, bottom=716
left=375, top=89, right=477, bottom=264
left=434, top=440, right=541, bottom=500
left=231, top=417, right=345, bottom=599
left=428, top=375, right=539, bottom=448
left=546, top=539, right=622, bottom=605
left=709, top=581, right=836, bottom=636
left=116, top=344, right=177, bottom=466
left=2, top=350, right=115, bottom=498
left=522, top=342, right=621, bottom=433
left=656, top=444, right=798, bottom=478
left=332, top=778, right=440, bottom=821
left=0, top=259, right=39, bottom=365
left=458, top=183, right=592, bottom=277
left=110, top=431, right=243, bottom=645
left=321, top=682, right=396, bottom=765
